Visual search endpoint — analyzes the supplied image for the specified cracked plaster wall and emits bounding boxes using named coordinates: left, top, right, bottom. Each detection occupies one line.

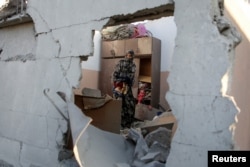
left=0, top=23, right=80, bottom=166
left=166, top=0, right=241, bottom=167
left=0, top=0, right=172, bottom=166
left=0, top=0, right=241, bottom=166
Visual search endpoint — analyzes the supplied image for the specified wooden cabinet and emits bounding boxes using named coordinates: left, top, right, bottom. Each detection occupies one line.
left=101, top=37, right=154, bottom=58
left=101, top=40, right=125, bottom=58
left=125, top=37, right=153, bottom=55
left=99, top=37, right=161, bottom=108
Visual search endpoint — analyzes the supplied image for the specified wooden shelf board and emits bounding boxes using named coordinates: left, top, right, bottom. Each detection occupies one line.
left=139, top=75, right=151, bottom=83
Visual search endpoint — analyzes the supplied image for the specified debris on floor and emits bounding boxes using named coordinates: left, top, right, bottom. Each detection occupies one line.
left=124, top=127, right=172, bottom=167
left=53, top=89, right=177, bottom=167
left=118, top=111, right=176, bottom=167
left=81, top=87, right=113, bottom=110
left=138, top=112, right=177, bottom=138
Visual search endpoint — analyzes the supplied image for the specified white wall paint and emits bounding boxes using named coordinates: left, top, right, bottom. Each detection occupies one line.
left=225, top=0, right=250, bottom=42
left=145, top=17, right=176, bottom=71
left=81, top=31, right=102, bottom=71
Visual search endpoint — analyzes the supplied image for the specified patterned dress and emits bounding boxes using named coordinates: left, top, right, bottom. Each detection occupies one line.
left=113, top=58, right=136, bottom=129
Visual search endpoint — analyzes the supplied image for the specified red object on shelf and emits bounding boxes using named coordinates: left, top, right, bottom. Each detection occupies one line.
left=137, top=89, right=145, bottom=104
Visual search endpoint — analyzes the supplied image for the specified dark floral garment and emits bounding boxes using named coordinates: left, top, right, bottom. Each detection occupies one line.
left=113, top=58, right=136, bottom=85
left=113, top=58, right=136, bottom=129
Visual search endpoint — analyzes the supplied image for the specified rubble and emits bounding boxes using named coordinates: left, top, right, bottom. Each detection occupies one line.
left=81, top=88, right=112, bottom=110
left=125, top=127, right=171, bottom=167
left=52, top=89, right=176, bottom=167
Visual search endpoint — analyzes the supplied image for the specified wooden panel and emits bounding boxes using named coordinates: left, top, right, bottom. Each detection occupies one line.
left=125, top=37, right=152, bottom=55
left=138, top=75, right=151, bottom=83
left=83, top=100, right=122, bottom=134
left=113, top=40, right=125, bottom=57
left=139, top=58, right=151, bottom=76
left=125, top=38, right=138, bottom=54
left=138, top=37, right=152, bottom=55
left=150, top=37, right=161, bottom=107
left=101, top=40, right=125, bottom=58
left=102, top=37, right=153, bottom=58
left=101, top=41, right=114, bottom=58
left=99, top=58, right=122, bottom=96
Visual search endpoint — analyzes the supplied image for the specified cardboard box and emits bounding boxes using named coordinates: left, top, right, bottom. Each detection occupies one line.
left=83, top=99, right=122, bottom=134
left=74, top=88, right=121, bottom=134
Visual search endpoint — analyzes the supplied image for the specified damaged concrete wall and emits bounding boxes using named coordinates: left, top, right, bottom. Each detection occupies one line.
left=166, top=0, right=241, bottom=167
left=0, top=0, right=173, bottom=166
left=0, top=69, right=76, bottom=166
left=0, top=22, right=80, bottom=166
left=0, top=0, right=242, bottom=166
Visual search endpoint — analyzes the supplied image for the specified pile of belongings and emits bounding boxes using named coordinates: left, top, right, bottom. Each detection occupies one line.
left=101, top=23, right=152, bottom=41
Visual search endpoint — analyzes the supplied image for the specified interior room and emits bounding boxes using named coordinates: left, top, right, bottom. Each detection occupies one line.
left=73, top=6, right=177, bottom=135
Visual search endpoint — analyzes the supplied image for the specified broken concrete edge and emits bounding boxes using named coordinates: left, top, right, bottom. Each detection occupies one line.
left=0, top=14, right=32, bottom=28
left=134, top=112, right=177, bottom=140
left=56, top=93, right=92, bottom=165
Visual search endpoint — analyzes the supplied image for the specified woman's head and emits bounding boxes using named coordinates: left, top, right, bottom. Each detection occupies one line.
left=126, top=50, right=134, bottom=59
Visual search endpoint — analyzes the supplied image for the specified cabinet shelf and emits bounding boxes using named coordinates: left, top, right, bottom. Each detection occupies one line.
left=139, top=75, right=151, bottom=83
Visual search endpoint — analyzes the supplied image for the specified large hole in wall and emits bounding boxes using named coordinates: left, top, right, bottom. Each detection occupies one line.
left=73, top=3, right=177, bottom=165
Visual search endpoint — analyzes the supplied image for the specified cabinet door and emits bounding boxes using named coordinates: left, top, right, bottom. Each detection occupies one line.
left=101, top=40, right=125, bottom=58
left=138, top=37, right=152, bottom=55
left=125, top=37, right=152, bottom=55
left=125, top=38, right=138, bottom=54
left=101, top=41, right=113, bottom=58
left=99, top=58, right=121, bottom=96
left=113, top=40, right=125, bottom=57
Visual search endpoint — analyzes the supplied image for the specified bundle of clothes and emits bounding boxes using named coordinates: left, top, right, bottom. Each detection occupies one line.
left=101, top=23, right=152, bottom=41
left=137, top=81, right=151, bottom=105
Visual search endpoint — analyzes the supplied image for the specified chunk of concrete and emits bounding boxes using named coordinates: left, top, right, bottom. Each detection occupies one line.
left=66, top=98, right=134, bottom=167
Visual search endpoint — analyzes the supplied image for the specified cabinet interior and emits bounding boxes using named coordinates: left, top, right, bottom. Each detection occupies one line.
left=139, top=58, right=151, bottom=83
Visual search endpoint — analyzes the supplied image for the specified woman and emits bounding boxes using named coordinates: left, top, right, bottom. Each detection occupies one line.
left=113, top=50, right=136, bottom=129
